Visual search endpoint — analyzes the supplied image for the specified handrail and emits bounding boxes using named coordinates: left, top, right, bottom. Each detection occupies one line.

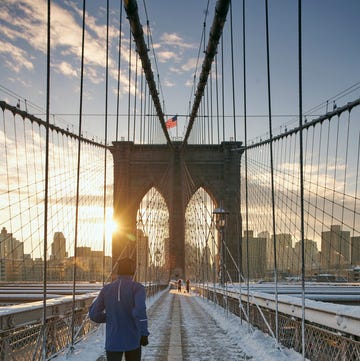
left=198, top=284, right=360, bottom=337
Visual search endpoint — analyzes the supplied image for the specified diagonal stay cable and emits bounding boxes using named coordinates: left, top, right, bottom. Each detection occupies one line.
left=182, top=0, right=231, bottom=148
left=123, top=0, right=172, bottom=148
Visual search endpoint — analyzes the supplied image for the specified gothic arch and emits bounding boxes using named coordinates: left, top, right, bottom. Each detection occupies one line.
left=110, top=141, right=242, bottom=280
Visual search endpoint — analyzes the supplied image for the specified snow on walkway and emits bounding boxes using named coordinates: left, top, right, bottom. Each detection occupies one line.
left=56, top=288, right=304, bottom=361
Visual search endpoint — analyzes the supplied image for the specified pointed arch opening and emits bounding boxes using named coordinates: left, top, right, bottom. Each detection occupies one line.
left=184, top=187, right=217, bottom=282
left=136, top=187, right=169, bottom=283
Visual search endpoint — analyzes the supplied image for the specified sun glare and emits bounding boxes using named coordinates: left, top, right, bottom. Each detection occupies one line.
left=106, top=218, right=118, bottom=241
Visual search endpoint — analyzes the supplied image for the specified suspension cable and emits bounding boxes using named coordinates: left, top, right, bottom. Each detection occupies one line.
left=242, top=0, right=250, bottom=331
left=115, top=0, right=123, bottom=142
left=103, top=0, right=110, bottom=285
left=215, top=53, right=220, bottom=144
left=41, top=0, right=51, bottom=358
left=221, top=35, right=225, bottom=142
left=353, top=132, right=360, bottom=238
left=265, top=0, right=279, bottom=344
left=182, top=0, right=231, bottom=147
left=127, top=26, right=132, bottom=141
left=123, top=0, right=172, bottom=146
left=297, top=1, right=306, bottom=359
left=71, top=0, right=86, bottom=349
left=229, top=1, right=237, bottom=140
left=133, top=51, right=139, bottom=142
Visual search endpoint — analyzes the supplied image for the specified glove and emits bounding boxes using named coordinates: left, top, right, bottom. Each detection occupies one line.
left=140, top=336, right=149, bottom=346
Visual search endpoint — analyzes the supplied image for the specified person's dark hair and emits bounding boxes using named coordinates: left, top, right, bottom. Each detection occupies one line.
left=117, top=257, right=136, bottom=275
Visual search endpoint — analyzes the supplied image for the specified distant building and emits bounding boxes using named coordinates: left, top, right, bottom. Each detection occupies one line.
left=321, top=225, right=350, bottom=270
left=0, top=227, right=24, bottom=281
left=51, top=232, right=67, bottom=261
left=294, top=239, right=319, bottom=275
left=48, top=232, right=67, bottom=280
left=267, top=233, right=293, bottom=273
left=351, top=236, right=360, bottom=265
left=66, top=247, right=111, bottom=281
left=242, top=230, right=267, bottom=279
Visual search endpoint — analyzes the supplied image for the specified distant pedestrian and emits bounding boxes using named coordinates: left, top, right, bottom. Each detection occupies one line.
left=177, top=279, right=182, bottom=292
left=89, top=257, right=149, bottom=361
left=186, top=279, right=190, bottom=293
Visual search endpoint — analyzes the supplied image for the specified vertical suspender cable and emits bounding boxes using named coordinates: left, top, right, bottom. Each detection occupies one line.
left=242, top=0, right=250, bottom=331
left=71, top=0, right=86, bottom=348
left=143, top=70, right=147, bottom=144
left=210, top=67, right=213, bottom=144
left=127, top=26, right=132, bottom=141
left=147, top=85, right=151, bottom=143
left=321, top=122, right=331, bottom=271
left=140, top=70, right=144, bottom=143
left=297, top=1, right=306, bottom=359
left=215, top=54, right=220, bottom=144
left=103, top=0, right=110, bottom=285
left=352, top=132, right=360, bottom=240
left=41, top=0, right=51, bottom=358
left=237, top=0, right=244, bottom=326
left=133, top=52, right=138, bottom=142
left=203, top=18, right=211, bottom=144
left=145, top=22, right=150, bottom=144
left=340, top=112, right=351, bottom=260
left=221, top=36, right=225, bottom=141
left=229, top=1, right=236, bottom=140
left=265, top=0, right=279, bottom=344
left=115, top=0, right=123, bottom=142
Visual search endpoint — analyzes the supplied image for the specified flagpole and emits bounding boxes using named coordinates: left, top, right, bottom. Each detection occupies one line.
left=176, top=114, right=178, bottom=139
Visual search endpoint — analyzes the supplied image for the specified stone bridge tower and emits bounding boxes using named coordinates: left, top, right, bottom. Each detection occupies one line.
left=110, top=141, right=242, bottom=281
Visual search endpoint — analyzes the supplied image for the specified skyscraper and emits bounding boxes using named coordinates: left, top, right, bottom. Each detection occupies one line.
left=242, top=230, right=267, bottom=279
left=294, top=239, right=319, bottom=274
left=351, top=236, right=360, bottom=265
left=268, top=233, right=293, bottom=273
left=51, top=232, right=67, bottom=261
left=0, top=227, right=24, bottom=280
left=321, top=225, right=350, bottom=269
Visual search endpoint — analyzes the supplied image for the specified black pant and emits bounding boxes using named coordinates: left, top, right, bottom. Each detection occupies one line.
left=106, top=347, right=141, bottom=361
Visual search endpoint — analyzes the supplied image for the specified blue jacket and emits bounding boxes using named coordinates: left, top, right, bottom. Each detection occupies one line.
left=89, top=276, right=149, bottom=352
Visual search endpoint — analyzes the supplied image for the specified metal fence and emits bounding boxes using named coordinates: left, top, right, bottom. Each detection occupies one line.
left=197, top=286, right=360, bottom=361
left=0, top=284, right=167, bottom=360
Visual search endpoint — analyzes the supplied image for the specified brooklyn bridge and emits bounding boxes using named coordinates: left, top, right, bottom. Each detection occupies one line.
left=0, top=0, right=359, bottom=360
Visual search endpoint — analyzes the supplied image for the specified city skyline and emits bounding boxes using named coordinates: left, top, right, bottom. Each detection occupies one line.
left=2, top=219, right=359, bottom=282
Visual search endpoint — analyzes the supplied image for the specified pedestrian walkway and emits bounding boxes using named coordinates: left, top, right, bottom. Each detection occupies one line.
left=142, top=289, right=252, bottom=360
left=57, top=288, right=303, bottom=361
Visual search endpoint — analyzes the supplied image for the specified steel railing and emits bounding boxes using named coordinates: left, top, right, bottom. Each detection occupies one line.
left=0, top=284, right=167, bottom=360
left=196, top=285, right=360, bottom=361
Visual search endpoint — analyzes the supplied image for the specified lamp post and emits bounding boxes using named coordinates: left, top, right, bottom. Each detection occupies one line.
left=213, top=207, right=229, bottom=285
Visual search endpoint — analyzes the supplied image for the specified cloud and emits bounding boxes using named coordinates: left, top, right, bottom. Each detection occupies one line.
left=157, top=50, right=177, bottom=63
left=0, top=40, right=34, bottom=72
left=181, top=57, right=199, bottom=72
left=53, top=61, right=78, bottom=78
left=185, top=79, right=193, bottom=87
left=163, top=79, right=175, bottom=88
left=0, top=0, right=120, bottom=80
left=160, top=32, right=195, bottom=49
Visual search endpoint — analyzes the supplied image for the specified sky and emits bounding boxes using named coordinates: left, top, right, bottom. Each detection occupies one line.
left=0, top=0, right=360, bottom=144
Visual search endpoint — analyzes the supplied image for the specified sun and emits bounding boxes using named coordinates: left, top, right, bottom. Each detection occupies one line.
left=106, top=218, right=118, bottom=241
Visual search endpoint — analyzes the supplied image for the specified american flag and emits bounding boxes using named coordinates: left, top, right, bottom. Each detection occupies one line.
left=165, top=115, right=177, bottom=129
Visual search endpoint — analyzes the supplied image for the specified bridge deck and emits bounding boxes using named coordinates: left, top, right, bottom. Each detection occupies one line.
left=56, top=288, right=302, bottom=361
left=142, top=289, right=253, bottom=360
